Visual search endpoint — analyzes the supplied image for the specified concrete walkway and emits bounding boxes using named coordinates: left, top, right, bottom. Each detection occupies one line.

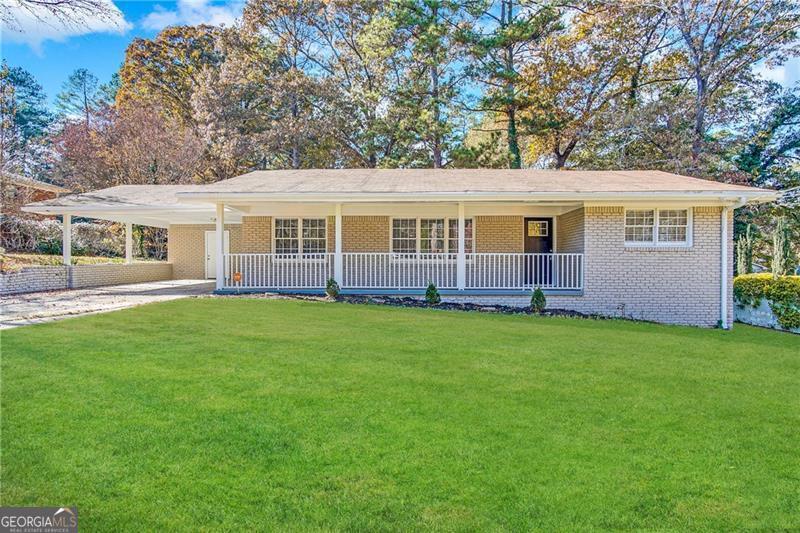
left=1, top=279, right=214, bottom=329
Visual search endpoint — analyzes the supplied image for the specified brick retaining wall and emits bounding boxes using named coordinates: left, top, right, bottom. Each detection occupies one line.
left=0, top=262, right=173, bottom=295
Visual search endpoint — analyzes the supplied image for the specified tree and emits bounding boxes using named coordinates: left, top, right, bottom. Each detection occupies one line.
left=1, top=0, right=116, bottom=29
left=0, top=63, right=51, bottom=176
left=772, top=216, right=793, bottom=276
left=736, top=223, right=754, bottom=275
left=117, top=25, right=223, bottom=125
left=390, top=0, right=468, bottom=167
left=653, top=0, right=800, bottom=171
left=56, top=68, right=102, bottom=127
left=462, top=0, right=561, bottom=168
left=520, top=3, right=674, bottom=168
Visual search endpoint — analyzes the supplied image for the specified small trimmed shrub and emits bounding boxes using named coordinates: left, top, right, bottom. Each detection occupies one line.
left=531, top=287, right=546, bottom=314
left=425, top=283, right=441, bottom=305
left=734, top=274, right=800, bottom=329
left=325, top=278, right=340, bottom=299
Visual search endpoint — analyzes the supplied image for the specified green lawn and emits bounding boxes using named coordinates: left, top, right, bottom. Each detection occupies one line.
left=2, top=299, right=799, bottom=530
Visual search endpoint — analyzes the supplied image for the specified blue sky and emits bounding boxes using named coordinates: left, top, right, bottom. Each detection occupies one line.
left=1, top=0, right=798, bottom=107
left=1, top=0, right=244, bottom=105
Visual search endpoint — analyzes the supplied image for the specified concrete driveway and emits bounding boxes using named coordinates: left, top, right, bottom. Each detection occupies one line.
left=1, top=279, right=214, bottom=329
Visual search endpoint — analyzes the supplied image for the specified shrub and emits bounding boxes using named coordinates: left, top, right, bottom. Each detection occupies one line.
left=325, top=278, right=340, bottom=299
left=530, top=287, right=546, bottom=314
left=734, top=274, right=800, bottom=330
left=736, top=224, right=754, bottom=275
left=425, top=283, right=441, bottom=305
left=772, top=217, right=793, bottom=277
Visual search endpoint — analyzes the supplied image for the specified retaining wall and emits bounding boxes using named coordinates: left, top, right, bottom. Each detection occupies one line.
left=0, top=262, right=173, bottom=295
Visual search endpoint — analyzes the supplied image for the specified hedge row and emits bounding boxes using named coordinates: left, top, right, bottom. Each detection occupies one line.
left=733, top=274, right=800, bottom=330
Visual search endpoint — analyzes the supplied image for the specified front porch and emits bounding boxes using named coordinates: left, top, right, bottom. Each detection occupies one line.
left=221, top=252, right=584, bottom=293
left=210, top=201, right=585, bottom=294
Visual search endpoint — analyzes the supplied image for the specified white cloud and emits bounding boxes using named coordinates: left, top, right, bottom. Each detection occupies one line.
left=140, top=0, right=243, bottom=31
left=0, top=0, right=132, bottom=54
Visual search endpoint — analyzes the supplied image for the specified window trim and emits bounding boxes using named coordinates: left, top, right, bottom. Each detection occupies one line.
left=390, top=217, right=474, bottom=257
left=624, top=208, right=693, bottom=248
left=272, top=217, right=328, bottom=259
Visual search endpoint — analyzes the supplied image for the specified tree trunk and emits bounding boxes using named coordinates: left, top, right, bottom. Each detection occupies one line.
left=430, top=4, right=443, bottom=168
left=691, top=73, right=706, bottom=171
left=503, top=0, right=521, bottom=169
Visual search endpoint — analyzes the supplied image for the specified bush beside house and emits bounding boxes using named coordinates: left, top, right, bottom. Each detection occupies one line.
left=734, top=274, right=800, bottom=332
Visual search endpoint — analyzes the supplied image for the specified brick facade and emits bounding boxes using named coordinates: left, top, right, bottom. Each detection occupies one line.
left=241, top=216, right=271, bottom=253
left=475, top=216, right=523, bottom=253
left=168, top=206, right=733, bottom=327
left=342, top=216, right=390, bottom=252
left=556, top=208, right=584, bottom=253
left=168, top=224, right=242, bottom=279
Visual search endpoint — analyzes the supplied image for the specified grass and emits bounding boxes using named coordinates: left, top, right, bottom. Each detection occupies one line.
left=0, top=253, right=160, bottom=273
left=2, top=299, right=799, bottom=530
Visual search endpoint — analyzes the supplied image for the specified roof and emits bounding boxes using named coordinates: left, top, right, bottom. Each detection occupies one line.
left=184, top=169, right=764, bottom=195
left=3, top=173, right=69, bottom=194
left=22, top=185, right=227, bottom=228
left=23, top=169, right=778, bottom=225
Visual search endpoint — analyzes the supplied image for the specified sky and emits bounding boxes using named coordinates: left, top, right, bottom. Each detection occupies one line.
left=1, top=0, right=245, bottom=106
left=0, top=0, right=799, bottom=108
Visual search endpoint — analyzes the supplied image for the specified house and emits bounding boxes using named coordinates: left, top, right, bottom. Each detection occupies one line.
left=23, top=169, right=778, bottom=327
left=2, top=172, right=69, bottom=215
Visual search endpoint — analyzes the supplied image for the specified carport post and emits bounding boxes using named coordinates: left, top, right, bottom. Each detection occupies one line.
left=215, top=203, right=225, bottom=290
left=62, top=214, right=72, bottom=265
left=125, top=222, right=133, bottom=264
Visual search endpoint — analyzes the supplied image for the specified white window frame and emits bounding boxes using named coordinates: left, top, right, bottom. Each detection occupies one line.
left=624, top=208, right=693, bottom=248
left=273, top=217, right=328, bottom=259
left=390, top=217, right=474, bottom=258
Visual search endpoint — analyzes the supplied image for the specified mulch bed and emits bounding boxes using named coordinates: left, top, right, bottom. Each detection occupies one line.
left=212, top=291, right=605, bottom=319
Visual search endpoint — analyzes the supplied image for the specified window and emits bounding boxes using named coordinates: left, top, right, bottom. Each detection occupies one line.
left=625, top=210, right=655, bottom=243
left=420, top=219, right=445, bottom=253
left=658, top=210, right=688, bottom=243
left=624, top=209, right=690, bottom=246
left=527, top=220, right=548, bottom=237
left=274, top=218, right=299, bottom=254
left=448, top=219, right=473, bottom=253
left=274, top=218, right=326, bottom=255
left=302, top=218, right=327, bottom=254
left=392, top=218, right=474, bottom=254
left=392, top=219, right=416, bottom=254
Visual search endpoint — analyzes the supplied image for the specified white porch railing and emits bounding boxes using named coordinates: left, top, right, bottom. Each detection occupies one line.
left=224, top=253, right=332, bottom=289
left=466, top=253, right=583, bottom=290
left=342, top=253, right=457, bottom=289
left=222, top=253, right=583, bottom=291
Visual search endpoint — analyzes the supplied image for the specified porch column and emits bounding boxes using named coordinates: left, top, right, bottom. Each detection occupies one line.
left=457, top=202, right=466, bottom=290
left=62, top=214, right=71, bottom=265
left=125, top=222, right=133, bottom=264
left=215, top=203, right=225, bottom=290
left=334, top=203, right=343, bottom=283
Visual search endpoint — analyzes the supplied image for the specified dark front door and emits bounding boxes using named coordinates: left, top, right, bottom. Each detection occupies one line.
left=524, top=218, right=553, bottom=286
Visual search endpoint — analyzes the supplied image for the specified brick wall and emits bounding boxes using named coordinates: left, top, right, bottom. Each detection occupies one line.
left=556, top=208, right=584, bottom=253
left=342, top=216, right=390, bottom=252
left=549, top=206, right=731, bottom=327
left=241, top=216, right=271, bottom=253
left=0, top=263, right=173, bottom=295
left=0, top=266, right=68, bottom=295
left=168, top=224, right=242, bottom=279
left=475, top=216, right=523, bottom=253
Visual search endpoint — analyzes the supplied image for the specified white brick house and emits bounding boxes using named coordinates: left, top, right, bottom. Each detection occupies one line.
left=23, top=169, right=777, bottom=327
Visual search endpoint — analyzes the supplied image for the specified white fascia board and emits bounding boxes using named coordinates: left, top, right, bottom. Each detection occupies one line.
left=176, top=190, right=779, bottom=204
